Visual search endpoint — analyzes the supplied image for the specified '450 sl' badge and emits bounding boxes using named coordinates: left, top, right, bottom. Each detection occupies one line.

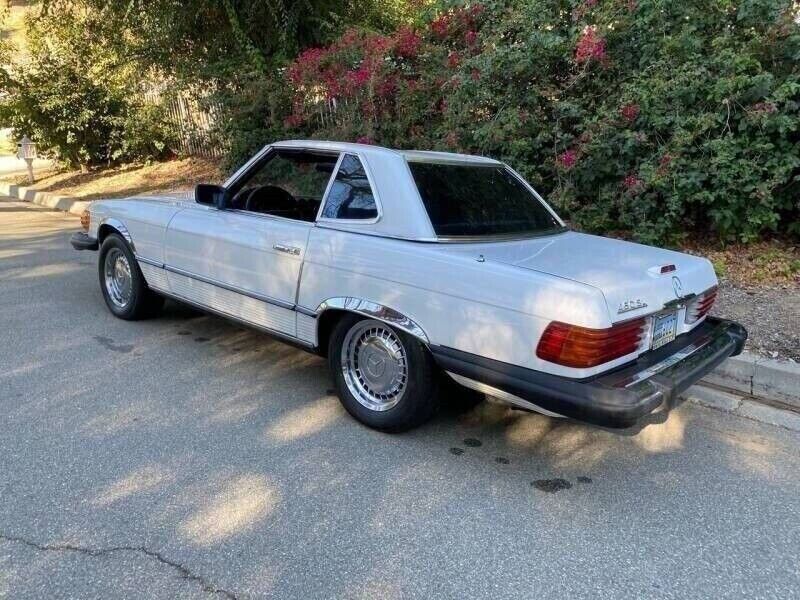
left=618, top=298, right=648, bottom=314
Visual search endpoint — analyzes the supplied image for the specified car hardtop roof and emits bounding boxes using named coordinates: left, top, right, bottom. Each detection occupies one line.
left=272, top=139, right=502, bottom=166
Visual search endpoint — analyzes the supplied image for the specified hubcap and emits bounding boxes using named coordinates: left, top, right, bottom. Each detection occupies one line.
left=341, top=320, right=408, bottom=411
left=104, top=248, right=132, bottom=308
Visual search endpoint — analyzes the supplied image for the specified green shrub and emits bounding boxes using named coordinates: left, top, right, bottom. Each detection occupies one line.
left=275, top=0, right=800, bottom=244
left=0, top=8, right=174, bottom=169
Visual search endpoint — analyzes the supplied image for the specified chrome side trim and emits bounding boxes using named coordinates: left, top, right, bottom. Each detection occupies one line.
left=154, top=288, right=314, bottom=349
left=316, top=297, right=428, bottom=343
left=98, top=217, right=135, bottom=251
left=163, top=264, right=295, bottom=311
left=135, top=255, right=164, bottom=268
left=296, top=305, right=318, bottom=317
left=446, top=373, right=565, bottom=418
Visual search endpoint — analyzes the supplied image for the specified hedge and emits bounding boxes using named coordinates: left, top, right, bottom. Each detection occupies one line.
left=238, top=0, right=800, bottom=244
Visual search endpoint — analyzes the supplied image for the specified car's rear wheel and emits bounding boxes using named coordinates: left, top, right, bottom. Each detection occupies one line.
left=99, top=233, right=163, bottom=320
left=328, top=315, right=439, bottom=432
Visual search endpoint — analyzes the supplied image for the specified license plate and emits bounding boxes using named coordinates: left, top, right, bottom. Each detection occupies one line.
left=651, top=311, right=678, bottom=350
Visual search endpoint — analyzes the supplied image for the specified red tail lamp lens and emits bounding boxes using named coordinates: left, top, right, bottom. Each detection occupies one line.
left=686, top=286, right=717, bottom=324
left=536, top=318, right=647, bottom=368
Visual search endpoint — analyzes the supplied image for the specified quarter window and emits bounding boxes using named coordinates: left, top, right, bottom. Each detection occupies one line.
left=321, top=154, right=378, bottom=220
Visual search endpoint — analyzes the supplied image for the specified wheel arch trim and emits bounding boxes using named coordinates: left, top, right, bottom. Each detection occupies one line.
left=97, top=218, right=135, bottom=252
left=314, top=297, right=430, bottom=344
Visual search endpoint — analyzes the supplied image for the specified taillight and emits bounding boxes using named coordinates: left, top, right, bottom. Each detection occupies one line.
left=536, top=318, right=647, bottom=368
left=686, top=286, right=717, bottom=324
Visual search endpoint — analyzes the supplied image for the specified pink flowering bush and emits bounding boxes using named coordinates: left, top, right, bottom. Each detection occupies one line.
left=574, top=27, right=606, bottom=65
left=240, top=0, right=800, bottom=244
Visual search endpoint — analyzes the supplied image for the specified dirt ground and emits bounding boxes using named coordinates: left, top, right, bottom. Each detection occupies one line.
left=714, top=281, right=799, bottom=362
left=0, top=157, right=225, bottom=200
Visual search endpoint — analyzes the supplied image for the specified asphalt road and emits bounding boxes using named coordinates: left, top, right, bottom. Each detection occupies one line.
left=1, top=198, right=799, bottom=599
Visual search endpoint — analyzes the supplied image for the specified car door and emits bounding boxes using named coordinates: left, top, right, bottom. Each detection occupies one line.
left=164, top=147, right=340, bottom=338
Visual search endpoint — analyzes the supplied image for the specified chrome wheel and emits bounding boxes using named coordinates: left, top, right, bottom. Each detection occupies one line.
left=341, top=320, right=408, bottom=412
left=103, top=248, right=133, bottom=308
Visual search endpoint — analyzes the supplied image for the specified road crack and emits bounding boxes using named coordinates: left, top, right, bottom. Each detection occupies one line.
left=0, top=532, right=238, bottom=599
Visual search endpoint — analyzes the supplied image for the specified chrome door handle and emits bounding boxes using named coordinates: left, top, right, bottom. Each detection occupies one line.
left=273, top=243, right=301, bottom=256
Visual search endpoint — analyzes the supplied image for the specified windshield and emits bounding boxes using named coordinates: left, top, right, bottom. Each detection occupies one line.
left=408, top=162, right=564, bottom=238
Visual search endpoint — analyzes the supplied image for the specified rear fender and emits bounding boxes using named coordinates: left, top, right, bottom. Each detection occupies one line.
left=315, top=297, right=429, bottom=344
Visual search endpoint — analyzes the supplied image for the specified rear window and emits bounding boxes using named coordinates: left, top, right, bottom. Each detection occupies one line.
left=409, top=162, right=563, bottom=238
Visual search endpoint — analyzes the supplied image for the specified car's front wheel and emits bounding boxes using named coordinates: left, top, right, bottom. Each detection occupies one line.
left=98, top=233, right=164, bottom=320
left=328, top=315, right=439, bottom=432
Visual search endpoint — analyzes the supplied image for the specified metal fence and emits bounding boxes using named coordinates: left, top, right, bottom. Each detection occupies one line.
left=140, top=88, right=225, bottom=159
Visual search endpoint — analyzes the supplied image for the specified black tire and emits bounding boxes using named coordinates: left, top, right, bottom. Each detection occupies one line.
left=98, top=233, right=164, bottom=320
left=328, top=314, right=439, bottom=432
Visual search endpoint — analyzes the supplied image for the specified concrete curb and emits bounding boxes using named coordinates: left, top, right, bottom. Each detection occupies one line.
left=702, top=352, right=799, bottom=411
left=685, top=351, right=800, bottom=431
left=0, top=181, right=90, bottom=217
left=685, top=383, right=800, bottom=432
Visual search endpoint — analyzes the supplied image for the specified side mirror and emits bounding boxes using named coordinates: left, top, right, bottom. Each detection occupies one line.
left=195, top=183, right=229, bottom=208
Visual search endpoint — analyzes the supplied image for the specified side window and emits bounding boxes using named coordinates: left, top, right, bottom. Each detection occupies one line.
left=229, top=150, right=338, bottom=222
left=321, top=154, right=379, bottom=220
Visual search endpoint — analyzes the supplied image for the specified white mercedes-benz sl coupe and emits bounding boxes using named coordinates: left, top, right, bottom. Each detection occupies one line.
left=71, top=140, right=746, bottom=432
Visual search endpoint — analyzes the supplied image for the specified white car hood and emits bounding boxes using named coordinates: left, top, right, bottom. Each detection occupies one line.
left=441, top=231, right=716, bottom=322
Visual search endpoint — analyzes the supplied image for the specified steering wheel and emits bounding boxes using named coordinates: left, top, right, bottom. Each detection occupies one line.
left=243, top=185, right=296, bottom=213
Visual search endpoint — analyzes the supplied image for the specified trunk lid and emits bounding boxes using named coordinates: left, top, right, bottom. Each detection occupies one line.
left=440, top=231, right=716, bottom=323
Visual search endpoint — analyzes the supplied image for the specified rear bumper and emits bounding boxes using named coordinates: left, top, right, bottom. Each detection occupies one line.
left=431, top=317, right=747, bottom=429
left=70, top=232, right=98, bottom=251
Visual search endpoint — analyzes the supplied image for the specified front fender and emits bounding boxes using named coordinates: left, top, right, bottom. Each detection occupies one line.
left=97, top=217, right=135, bottom=251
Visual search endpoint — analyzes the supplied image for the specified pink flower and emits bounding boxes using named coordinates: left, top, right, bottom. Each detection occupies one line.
left=575, top=27, right=607, bottom=64
left=431, top=14, right=450, bottom=38
left=656, top=154, right=672, bottom=175
left=346, top=64, right=372, bottom=87
left=356, top=136, right=375, bottom=145
left=470, top=4, right=485, bottom=19
left=620, top=103, right=640, bottom=123
left=447, top=51, right=461, bottom=68
left=752, top=101, right=777, bottom=114
left=557, top=149, right=578, bottom=169
left=465, top=30, right=478, bottom=46
left=470, top=68, right=481, bottom=81
left=623, top=174, right=643, bottom=192
left=405, top=78, right=420, bottom=92
left=376, top=75, right=397, bottom=98
left=395, top=27, right=421, bottom=58
left=365, top=34, right=392, bottom=56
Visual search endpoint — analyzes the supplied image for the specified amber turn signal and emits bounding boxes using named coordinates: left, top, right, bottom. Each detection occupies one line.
left=80, top=209, right=90, bottom=231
